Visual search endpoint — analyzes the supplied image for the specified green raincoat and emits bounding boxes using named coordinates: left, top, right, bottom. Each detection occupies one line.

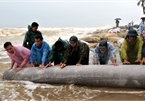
left=48, top=38, right=69, bottom=65
left=23, top=25, right=42, bottom=50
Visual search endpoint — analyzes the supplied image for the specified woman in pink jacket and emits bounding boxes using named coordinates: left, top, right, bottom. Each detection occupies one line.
left=4, top=42, right=30, bottom=72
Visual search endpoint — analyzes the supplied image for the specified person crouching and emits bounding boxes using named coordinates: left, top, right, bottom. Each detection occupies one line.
left=4, top=42, right=30, bottom=72
left=120, top=30, right=143, bottom=64
left=60, top=36, right=89, bottom=68
left=93, top=39, right=118, bottom=65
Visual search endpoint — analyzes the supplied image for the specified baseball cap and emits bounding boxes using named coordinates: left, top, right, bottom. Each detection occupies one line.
left=69, top=36, right=78, bottom=44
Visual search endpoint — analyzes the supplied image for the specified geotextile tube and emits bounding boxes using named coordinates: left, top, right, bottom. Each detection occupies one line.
left=3, top=65, right=145, bottom=88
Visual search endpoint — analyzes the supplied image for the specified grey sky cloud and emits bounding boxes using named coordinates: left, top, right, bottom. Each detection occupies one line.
left=0, top=0, right=143, bottom=28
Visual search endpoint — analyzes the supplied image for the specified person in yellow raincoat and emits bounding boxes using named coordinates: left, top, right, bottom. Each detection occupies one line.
left=120, top=30, right=143, bottom=64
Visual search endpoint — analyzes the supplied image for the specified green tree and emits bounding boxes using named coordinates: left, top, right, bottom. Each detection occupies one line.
left=137, top=0, right=145, bottom=14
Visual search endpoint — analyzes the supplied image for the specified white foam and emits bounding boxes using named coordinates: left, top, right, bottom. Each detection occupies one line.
left=0, top=62, right=11, bottom=64
left=104, top=91, right=145, bottom=94
left=21, top=81, right=59, bottom=90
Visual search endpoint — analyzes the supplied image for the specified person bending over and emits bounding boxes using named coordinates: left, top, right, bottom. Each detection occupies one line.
left=47, top=38, right=69, bottom=67
left=60, top=36, right=89, bottom=68
left=120, top=30, right=143, bottom=64
left=4, top=42, right=30, bottom=72
left=93, top=39, right=118, bottom=65
left=29, top=35, right=51, bottom=69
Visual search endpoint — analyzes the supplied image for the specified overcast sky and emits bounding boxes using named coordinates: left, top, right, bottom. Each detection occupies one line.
left=0, top=0, right=143, bottom=27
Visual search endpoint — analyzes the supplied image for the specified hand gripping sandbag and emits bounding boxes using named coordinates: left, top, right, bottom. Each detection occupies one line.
left=2, top=65, right=145, bottom=88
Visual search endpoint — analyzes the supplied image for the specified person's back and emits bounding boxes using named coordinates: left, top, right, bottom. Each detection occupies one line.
left=23, top=22, right=42, bottom=50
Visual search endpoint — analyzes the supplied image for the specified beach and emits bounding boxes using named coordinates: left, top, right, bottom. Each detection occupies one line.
left=0, top=27, right=145, bottom=100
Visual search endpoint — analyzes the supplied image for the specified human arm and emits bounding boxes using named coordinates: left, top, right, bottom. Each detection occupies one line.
left=46, top=50, right=55, bottom=67
left=19, top=48, right=30, bottom=68
left=7, top=53, right=15, bottom=69
left=141, top=43, right=145, bottom=64
left=40, top=44, right=51, bottom=69
left=63, top=46, right=71, bottom=64
left=138, top=22, right=144, bottom=34
left=22, top=32, right=30, bottom=49
left=136, top=37, right=143, bottom=62
left=93, top=45, right=100, bottom=65
left=29, top=45, right=37, bottom=65
left=10, top=59, right=15, bottom=69
left=108, top=43, right=118, bottom=66
left=77, top=43, right=89, bottom=65
left=60, top=46, right=71, bottom=68
left=120, top=40, right=129, bottom=63
left=48, top=50, right=55, bottom=64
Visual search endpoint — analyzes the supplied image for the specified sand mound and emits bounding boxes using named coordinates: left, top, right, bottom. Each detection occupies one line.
left=103, top=33, right=119, bottom=38
left=117, top=32, right=127, bottom=38
left=81, top=29, right=127, bottom=48
left=81, top=37, right=100, bottom=43
left=107, top=37, right=122, bottom=42
left=92, top=33, right=106, bottom=38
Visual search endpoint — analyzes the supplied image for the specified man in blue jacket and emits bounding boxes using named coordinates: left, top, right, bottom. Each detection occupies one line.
left=93, top=39, right=118, bottom=65
left=29, top=35, right=52, bottom=69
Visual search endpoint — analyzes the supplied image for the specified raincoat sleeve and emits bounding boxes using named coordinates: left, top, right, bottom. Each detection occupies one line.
left=120, top=40, right=128, bottom=61
left=20, top=49, right=30, bottom=67
left=78, top=43, right=89, bottom=64
left=7, top=53, right=15, bottom=64
left=93, top=45, right=99, bottom=64
left=138, top=22, right=145, bottom=35
left=142, top=43, right=145, bottom=57
left=23, top=32, right=29, bottom=49
left=108, top=43, right=117, bottom=62
left=137, top=37, right=143, bottom=59
left=63, top=46, right=71, bottom=64
left=60, top=41, right=69, bottom=63
left=48, top=50, right=55, bottom=63
left=42, top=44, right=51, bottom=63
left=29, top=45, right=37, bottom=63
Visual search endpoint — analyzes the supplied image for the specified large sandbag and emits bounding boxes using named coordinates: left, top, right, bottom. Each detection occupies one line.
left=103, top=33, right=119, bottom=38
left=107, top=37, right=122, bottom=42
left=92, top=33, right=107, bottom=38
left=117, top=32, right=127, bottom=38
left=89, top=43, right=98, bottom=48
left=81, top=37, right=100, bottom=43
left=3, top=65, right=145, bottom=88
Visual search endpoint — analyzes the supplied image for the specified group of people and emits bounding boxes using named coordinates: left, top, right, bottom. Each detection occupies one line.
left=4, top=22, right=90, bottom=72
left=4, top=19, right=145, bottom=72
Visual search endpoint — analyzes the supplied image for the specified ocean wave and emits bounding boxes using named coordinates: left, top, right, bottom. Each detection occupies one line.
left=0, top=27, right=107, bottom=37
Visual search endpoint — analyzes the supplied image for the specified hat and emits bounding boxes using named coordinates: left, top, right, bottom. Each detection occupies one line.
left=141, top=15, right=145, bottom=19
left=69, top=36, right=78, bottom=44
left=127, top=30, right=138, bottom=36
left=99, top=40, right=108, bottom=48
